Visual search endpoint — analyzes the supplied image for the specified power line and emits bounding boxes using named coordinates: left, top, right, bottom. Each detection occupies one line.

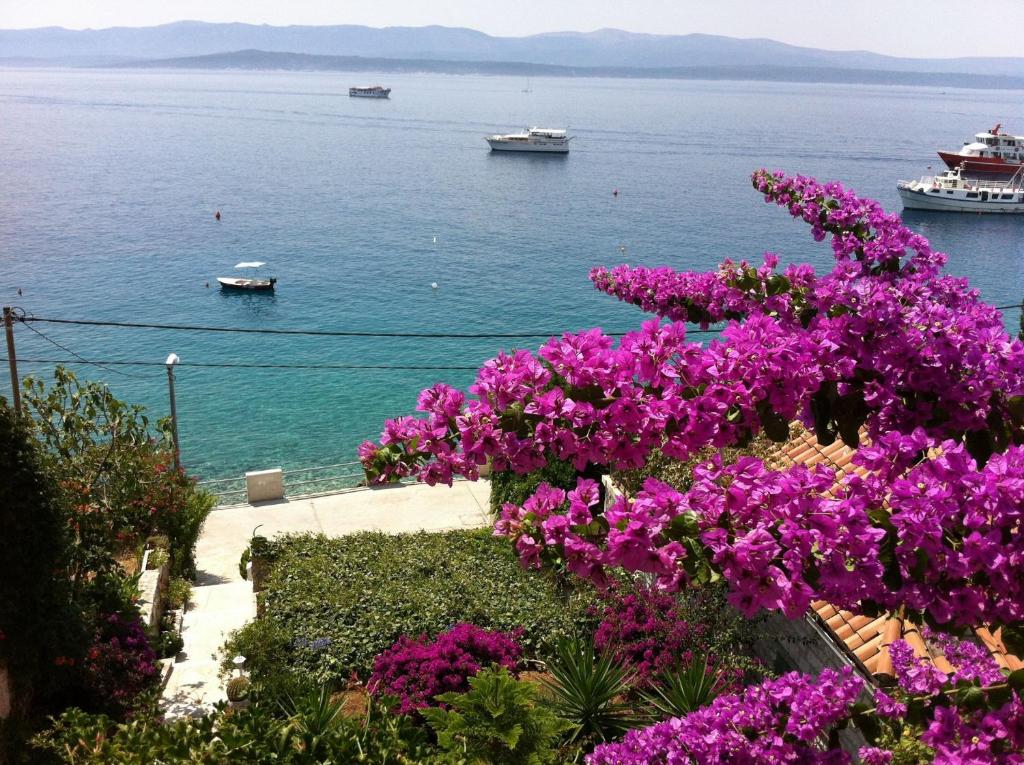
left=17, top=321, right=146, bottom=379
left=16, top=315, right=727, bottom=338
left=6, top=356, right=485, bottom=372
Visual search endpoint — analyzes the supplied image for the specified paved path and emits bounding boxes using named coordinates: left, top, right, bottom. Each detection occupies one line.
left=161, top=480, right=491, bottom=717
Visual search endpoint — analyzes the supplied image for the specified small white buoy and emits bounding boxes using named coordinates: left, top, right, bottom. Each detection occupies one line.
left=433, top=236, right=437, bottom=244
left=431, top=282, right=439, bottom=289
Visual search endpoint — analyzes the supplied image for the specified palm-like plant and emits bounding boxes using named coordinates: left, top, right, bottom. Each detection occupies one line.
left=541, top=637, right=645, bottom=746
left=278, top=685, right=345, bottom=758
left=642, top=655, right=726, bottom=719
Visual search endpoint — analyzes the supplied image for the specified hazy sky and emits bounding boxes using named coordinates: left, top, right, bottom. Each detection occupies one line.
left=1, top=0, right=1020, bottom=59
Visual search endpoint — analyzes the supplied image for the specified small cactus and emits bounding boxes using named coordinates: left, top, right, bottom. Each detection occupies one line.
left=226, top=675, right=251, bottom=702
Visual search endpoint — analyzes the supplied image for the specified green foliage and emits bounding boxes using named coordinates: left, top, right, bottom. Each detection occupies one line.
left=226, top=529, right=598, bottom=685
left=20, top=367, right=214, bottom=587
left=226, top=677, right=252, bottom=702
left=33, top=695, right=437, bottom=764
left=162, top=489, right=215, bottom=579
left=423, top=666, right=572, bottom=765
left=166, top=578, right=192, bottom=610
left=641, top=655, right=727, bottom=718
left=156, top=630, right=184, bottom=660
left=0, top=401, right=84, bottom=744
left=146, top=549, right=168, bottom=570
left=614, top=434, right=777, bottom=497
left=489, top=458, right=580, bottom=515
left=540, top=638, right=644, bottom=746
left=239, top=547, right=251, bottom=580
left=872, top=724, right=935, bottom=765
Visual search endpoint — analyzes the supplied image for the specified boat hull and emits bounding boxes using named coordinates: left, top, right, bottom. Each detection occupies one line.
left=217, top=277, right=276, bottom=291
left=898, top=186, right=1024, bottom=213
left=486, top=139, right=569, bottom=153
left=349, top=89, right=390, bottom=98
left=938, top=151, right=1023, bottom=175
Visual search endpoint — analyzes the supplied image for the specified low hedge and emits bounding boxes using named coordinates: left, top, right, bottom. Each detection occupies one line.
left=227, top=528, right=598, bottom=687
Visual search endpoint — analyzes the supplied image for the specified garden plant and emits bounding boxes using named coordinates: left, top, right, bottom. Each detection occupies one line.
left=361, top=170, right=1024, bottom=762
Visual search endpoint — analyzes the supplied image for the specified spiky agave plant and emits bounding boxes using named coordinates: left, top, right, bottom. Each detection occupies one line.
left=540, top=637, right=645, bottom=746
left=642, top=654, right=726, bottom=719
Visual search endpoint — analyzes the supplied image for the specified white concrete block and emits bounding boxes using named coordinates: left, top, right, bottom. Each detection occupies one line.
left=246, top=469, right=284, bottom=503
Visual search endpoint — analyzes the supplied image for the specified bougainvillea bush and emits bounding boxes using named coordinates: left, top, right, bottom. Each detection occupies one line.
left=592, top=585, right=760, bottom=690
left=362, top=170, right=1024, bottom=761
left=369, top=623, right=522, bottom=714
left=80, top=612, right=159, bottom=718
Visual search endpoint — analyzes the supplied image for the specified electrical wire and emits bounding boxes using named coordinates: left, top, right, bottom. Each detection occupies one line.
left=16, top=315, right=727, bottom=338
left=7, top=356, right=484, bottom=371
left=16, top=321, right=147, bottom=379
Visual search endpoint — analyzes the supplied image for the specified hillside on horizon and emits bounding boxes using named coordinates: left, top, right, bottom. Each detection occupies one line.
left=100, top=49, right=1024, bottom=90
left=4, top=20, right=1024, bottom=79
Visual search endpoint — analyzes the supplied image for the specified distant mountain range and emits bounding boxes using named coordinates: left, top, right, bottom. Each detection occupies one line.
left=97, top=49, right=1024, bottom=90
left=4, top=21, right=1024, bottom=86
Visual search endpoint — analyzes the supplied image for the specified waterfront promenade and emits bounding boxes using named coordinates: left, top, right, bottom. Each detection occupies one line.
left=161, top=480, right=491, bottom=717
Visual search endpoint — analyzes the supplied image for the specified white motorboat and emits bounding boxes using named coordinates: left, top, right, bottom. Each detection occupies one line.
left=486, top=127, right=572, bottom=153
left=216, top=262, right=276, bottom=291
left=349, top=85, right=391, bottom=98
left=897, top=165, right=1024, bottom=213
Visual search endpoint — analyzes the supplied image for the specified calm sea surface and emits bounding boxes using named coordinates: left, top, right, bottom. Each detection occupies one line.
left=2, top=69, right=1023, bottom=481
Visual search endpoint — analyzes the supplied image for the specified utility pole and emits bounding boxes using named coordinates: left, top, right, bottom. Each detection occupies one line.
left=3, top=307, right=21, bottom=414
left=165, top=353, right=181, bottom=472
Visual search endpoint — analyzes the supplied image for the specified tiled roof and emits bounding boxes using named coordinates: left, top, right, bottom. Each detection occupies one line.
left=773, top=426, right=1023, bottom=683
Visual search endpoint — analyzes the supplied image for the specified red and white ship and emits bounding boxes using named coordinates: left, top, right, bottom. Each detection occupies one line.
left=938, top=124, right=1024, bottom=175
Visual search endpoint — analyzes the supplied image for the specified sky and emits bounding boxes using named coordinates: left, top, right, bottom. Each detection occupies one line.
left=1, top=0, right=1021, bottom=59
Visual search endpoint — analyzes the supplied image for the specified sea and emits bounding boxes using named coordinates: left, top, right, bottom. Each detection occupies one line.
left=2, top=68, right=1023, bottom=485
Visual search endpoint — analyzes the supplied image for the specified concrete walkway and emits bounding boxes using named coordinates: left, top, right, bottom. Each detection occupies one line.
left=161, top=480, right=491, bottom=717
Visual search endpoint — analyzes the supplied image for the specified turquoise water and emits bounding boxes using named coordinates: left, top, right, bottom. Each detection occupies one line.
left=2, top=68, right=1024, bottom=479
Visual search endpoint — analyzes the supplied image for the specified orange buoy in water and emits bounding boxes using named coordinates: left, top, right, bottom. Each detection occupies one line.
left=215, top=210, right=221, bottom=221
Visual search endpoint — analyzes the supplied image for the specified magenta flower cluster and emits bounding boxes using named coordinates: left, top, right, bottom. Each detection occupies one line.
left=587, top=667, right=863, bottom=764
left=889, top=632, right=1005, bottom=696
left=83, top=612, right=159, bottom=716
left=367, top=623, right=522, bottom=715
left=921, top=694, right=1024, bottom=764
left=592, top=588, right=709, bottom=682
left=492, top=433, right=1024, bottom=630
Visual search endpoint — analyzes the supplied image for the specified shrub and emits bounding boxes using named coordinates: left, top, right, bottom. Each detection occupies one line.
left=0, top=401, right=84, bottom=754
left=592, top=583, right=764, bottom=688
left=226, top=529, right=598, bottom=685
left=641, top=655, right=729, bottom=718
left=593, top=587, right=709, bottom=683
left=369, top=623, right=522, bottom=715
left=424, top=666, right=572, bottom=765
left=33, top=695, right=437, bottom=763
left=81, top=612, right=159, bottom=718
left=541, top=637, right=644, bottom=747
left=489, top=457, right=579, bottom=516
left=166, top=577, right=192, bottom=610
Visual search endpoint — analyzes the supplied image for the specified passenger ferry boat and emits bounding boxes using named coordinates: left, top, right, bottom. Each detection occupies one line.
left=897, top=165, right=1024, bottom=213
left=349, top=85, right=391, bottom=98
left=938, top=124, right=1024, bottom=175
left=486, top=127, right=572, bottom=153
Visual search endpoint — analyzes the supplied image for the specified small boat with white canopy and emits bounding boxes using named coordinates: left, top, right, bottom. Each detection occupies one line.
left=216, top=262, right=277, bottom=291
